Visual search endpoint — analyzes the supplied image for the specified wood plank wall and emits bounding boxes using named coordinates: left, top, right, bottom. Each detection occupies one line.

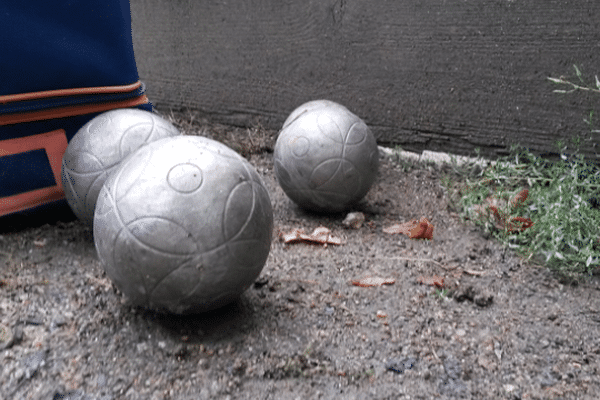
left=130, top=0, right=600, bottom=160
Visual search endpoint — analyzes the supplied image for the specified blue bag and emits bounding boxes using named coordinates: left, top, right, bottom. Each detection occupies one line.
left=0, top=1, right=151, bottom=220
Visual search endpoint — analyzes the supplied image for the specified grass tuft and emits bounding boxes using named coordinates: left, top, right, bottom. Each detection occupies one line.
left=446, top=145, right=600, bottom=281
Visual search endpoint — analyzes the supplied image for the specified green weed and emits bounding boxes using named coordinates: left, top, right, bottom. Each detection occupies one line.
left=432, top=288, right=450, bottom=300
left=448, top=144, right=600, bottom=281
left=445, top=67, right=600, bottom=281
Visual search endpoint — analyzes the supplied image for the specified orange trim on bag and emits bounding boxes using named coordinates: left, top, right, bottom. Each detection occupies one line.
left=0, top=95, right=149, bottom=126
left=0, top=81, right=142, bottom=104
left=0, top=129, right=68, bottom=217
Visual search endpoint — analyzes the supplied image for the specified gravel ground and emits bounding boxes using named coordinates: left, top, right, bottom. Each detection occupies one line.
left=1, top=121, right=600, bottom=400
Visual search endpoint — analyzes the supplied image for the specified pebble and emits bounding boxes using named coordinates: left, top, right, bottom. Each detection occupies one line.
left=385, top=357, right=417, bottom=374
left=136, top=342, right=149, bottom=352
left=442, top=356, right=462, bottom=380
left=50, top=318, right=67, bottom=332
left=503, top=383, right=518, bottom=393
left=25, top=317, right=43, bottom=325
left=539, top=370, right=558, bottom=388
left=22, top=349, right=48, bottom=379
left=0, top=323, right=14, bottom=350
left=342, top=212, right=365, bottom=229
left=97, top=373, right=107, bottom=387
left=438, top=356, right=467, bottom=397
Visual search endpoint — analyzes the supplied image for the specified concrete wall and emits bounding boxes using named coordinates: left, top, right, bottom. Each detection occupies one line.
left=130, top=0, right=600, bottom=160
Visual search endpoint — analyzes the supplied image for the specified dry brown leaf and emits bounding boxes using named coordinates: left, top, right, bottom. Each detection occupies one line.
left=510, top=188, right=529, bottom=208
left=473, top=189, right=534, bottom=233
left=33, top=239, right=47, bottom=248
left=505, top=216, right=534, bottom=233
left=488, top=206, right=534, bottom=233
left=279, top=226, right=343, bottom=246
left=351, top=276, right=396, bottom=287
left=416, top=275, right=444, bottom=288
left=383, top=217, right=434, bottom=240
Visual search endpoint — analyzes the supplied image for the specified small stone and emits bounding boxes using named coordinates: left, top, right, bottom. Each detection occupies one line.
left=25, top=317, right=43, bottom=326
left=474, top=290, right=494, bottom=307
left=0, top=323, right=13, bottom=350
left=342, top=212, right=365, bottom=229
left=385, top=357, right=417, bottom=374
left=12, top=325, right=24, bottom=344
left=539, top=370, right=558, bottom=388
left=50, top=318, right=67, bottom=331
left=136, top=342, right=149, bottom=352
left=503, top=384, right=517, bottom=393
left=23, top=349, right=48, bottom=379
left=443, top=356, right=462, bottom=380
left=97, top=373, right=107, bottom=388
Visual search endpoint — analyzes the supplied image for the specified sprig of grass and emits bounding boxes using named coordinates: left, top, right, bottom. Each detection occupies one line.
left=447, top=145, right=600, bottom=281
left=548, top=65, right=600, bottom=159
left=432, top=288, right=450, bottom=301
left=445, top=66, right=600, bottom=280
left=547, top=64, right=600, bottom=95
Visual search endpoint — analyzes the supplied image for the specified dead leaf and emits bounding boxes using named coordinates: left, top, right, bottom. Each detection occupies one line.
left=472, top=189, right=534, bottom=233
left=509, top=188, right=529, bottom=208
left=505, top=216, right=534, bottom=233
left=383, top=217, right=434, bottom=240
left=33, top=239, right=47, bottom=248
left=279, top=226, right=343, bottom=246
left=416, top=275, right=444, bottom=288
left=351, top=276, right=396, bottom=287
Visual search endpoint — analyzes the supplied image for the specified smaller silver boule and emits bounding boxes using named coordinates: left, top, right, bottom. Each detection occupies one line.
left=61, top=109, right=181, bottom=225
left=273, top=100, right=379, bottom=213
left=93, top=135, right=273, bottom=314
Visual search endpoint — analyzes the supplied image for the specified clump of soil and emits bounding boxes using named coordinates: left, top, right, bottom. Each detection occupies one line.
left=1, top=122, right=599, bottom=399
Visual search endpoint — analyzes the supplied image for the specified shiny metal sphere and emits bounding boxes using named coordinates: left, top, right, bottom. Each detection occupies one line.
left=274, top=100, right=379, bottom=212
left=61, top=109, right=181, bottom=225
left=93, top=136, right=273, bottom=314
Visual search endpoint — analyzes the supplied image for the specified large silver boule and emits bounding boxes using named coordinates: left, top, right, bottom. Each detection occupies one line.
left=61, top=109, right=181, bottom=225
left=93, top=135, right=273, bottom=314
left=274, top=100, right=379, bottom=212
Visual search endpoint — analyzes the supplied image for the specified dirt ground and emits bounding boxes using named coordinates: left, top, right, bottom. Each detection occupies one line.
left=1, top=120, right=600, bottom=400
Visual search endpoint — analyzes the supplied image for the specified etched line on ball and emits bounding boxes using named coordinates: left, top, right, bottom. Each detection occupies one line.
left=115, top=217, right=198, bottom=299
left=88, top=114, right=111, bottom=135
left=167, top=163, right=203, bottom=193
left=222, top=180, right=257, bottom=242
left=310, top=158, right=359, bottom=189
left=318, top=114, right=344, bottom=144
left=123, top=216, right=199, bottom=255
left=148, top=256, right=202, bottom=303
left=102, top=189, right=152, bottom=301
left=64, top=151, right=106, bottom=174
left=147, top=113, right=157, bottom=138
left=290, top=136, right=310, bottom=158
left=344, top=121, right=368, bottom=145
left=110, top=146, right=154, bottom=204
